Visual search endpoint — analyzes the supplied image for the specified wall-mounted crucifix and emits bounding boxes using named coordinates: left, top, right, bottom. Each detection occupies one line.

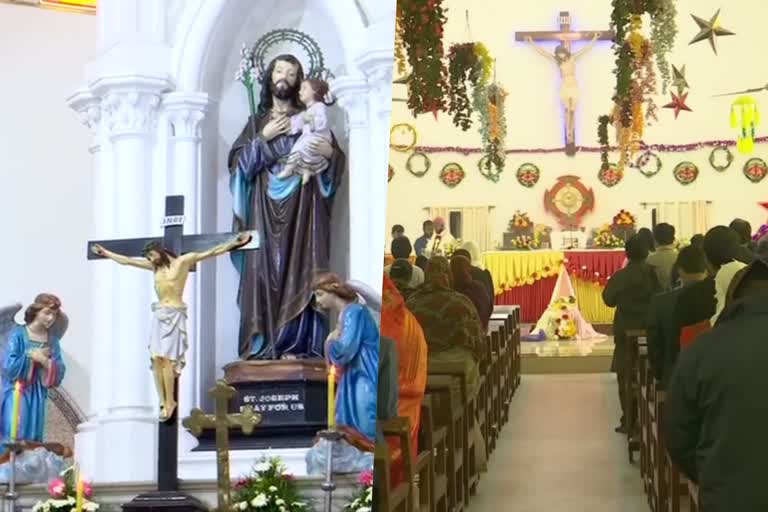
left=515, top=12, right=614, bottom=156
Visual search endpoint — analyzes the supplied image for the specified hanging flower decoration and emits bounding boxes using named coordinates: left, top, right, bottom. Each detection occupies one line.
left=388, top=165, right=394, bottom=182
left=516, top=163, right=540, bottom=188
left=393, top=17, right=407, bottom=78
left=673, top=161, right=700, bottom=185
left=650, top=0, right=678, bottom=94
left=632, top=150, right=662, bottom=177
left=598, top=163, right=623, bottom=187
left=474, top=82, right=508, bottom=182
left=440, top=162, right=466, bottom=187
left=396, top=0, right=449, bottom=116
left=743, top=157, right=768, bottom=183
left=406, top=152, right=431, bottom=177
left=709, top=146, right=733, bottom=172
left=446, top=42, right=493, bottom=130
left=389, top=123, right=418, bottom=153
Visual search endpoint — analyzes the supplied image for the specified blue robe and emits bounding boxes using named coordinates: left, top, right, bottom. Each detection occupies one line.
left=329, top=304, right=379, bottom=442
left=1, top=326, right=65, bottom=443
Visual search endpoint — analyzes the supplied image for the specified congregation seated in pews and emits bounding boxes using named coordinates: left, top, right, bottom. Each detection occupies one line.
left=374, top=251, right=521, bottom=512
left=603, top=220, right=768, bottom=512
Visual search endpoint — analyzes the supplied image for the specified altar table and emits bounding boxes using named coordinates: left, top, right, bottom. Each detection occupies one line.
left=484, top=250, right=625, bottom=325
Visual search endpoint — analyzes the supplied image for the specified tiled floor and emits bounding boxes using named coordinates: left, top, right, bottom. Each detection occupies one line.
left=468, top=374, right=649, bottom=512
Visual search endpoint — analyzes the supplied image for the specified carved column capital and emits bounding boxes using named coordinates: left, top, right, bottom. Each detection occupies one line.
left=90, top=76, right=170, bottom=140
left=163, top=92, right=210, bottom=140
left=67, top=87, right=102, bottom=153
left=331, top=75, right=370, bottom=133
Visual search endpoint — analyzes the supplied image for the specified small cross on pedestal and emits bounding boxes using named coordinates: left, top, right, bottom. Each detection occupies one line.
left=183, top=380, right=262, bottom=512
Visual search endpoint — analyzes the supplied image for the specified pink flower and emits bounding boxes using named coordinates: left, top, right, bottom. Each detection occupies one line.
left=48, top=479, right=66, bottom=498
left=83, top=481, right=94, bottom=499
left=281, top=473, right=295, bottom=481
left=358, top=470, right=374, bottom=487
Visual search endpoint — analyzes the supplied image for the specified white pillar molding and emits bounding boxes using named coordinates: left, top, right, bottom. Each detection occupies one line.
left=331, top=76, right=375, bottom=287
left=162, top=91, right=210, bottom=456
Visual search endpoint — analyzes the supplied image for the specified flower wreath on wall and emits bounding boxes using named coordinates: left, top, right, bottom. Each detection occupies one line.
left=632, top=150, right=662, bottom=177
left=709, top=146, right=733, bottom=172
left=673, top=161, right=699, bottom=185
left=447, top=42, right=493, bottom=130
left=390, top=123, right=418, bottom=153
left=598, top=163, right=623, bottom=187
left=516, top=163, right=540, bottom=188
left=474, top=82, right=509, bottom=182
left=440, top=162, right=466, bottom=187
left=744, top=157, right=768, bottom=183
left=406, top=152, right=431, bottom=177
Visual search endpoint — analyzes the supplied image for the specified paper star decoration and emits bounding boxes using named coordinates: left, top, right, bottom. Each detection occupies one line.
left=664, top=92, right=693, bottom=119
left=689, top=9, right=735, bottom=55
left=672, top=65, right=689, bottom=93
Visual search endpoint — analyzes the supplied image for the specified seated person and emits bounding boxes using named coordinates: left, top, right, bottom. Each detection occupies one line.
left=602, top=235, right=660, bottom=433
left=646, top=223, right=678, bottom=291
left=729, top=218, right=757, bottom=260
left=385, top=236, right=424, bottom=287
left=453, top=242, right=495, bottom=311
left=450, top=255, right=492, bottom=330
left=703, top=226, right=747, bottom=323
left=389, top=259, right=417, bottom=301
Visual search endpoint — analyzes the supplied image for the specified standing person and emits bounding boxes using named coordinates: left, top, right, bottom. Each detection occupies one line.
left=602, top=236, right=660, bottom=433
left=424, top=217, right=456, bottom=258
left=665, top=259, right=768, bottom=512
left=384, top=236, right=424, bottom=287
left=637, top=227, right=656, bottom=253
left=413, top=220, right=434, bottom=257
left=729, top=218, right=757, bottom=263
left=703, top=226, right=747, bottom=324
left=391, top=224, right=405, bottom=240
left=647, top=223, right=678, bottom=291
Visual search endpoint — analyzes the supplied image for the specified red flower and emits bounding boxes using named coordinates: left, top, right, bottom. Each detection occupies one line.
left=358, top=470, right=374, bottom=487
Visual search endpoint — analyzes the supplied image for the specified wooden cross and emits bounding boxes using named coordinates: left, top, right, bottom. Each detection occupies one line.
left=183, top=380, right=262, bottom=512
left=515, top=12, right=614, bottom=155
left=86, top=195, right=259, bottom=493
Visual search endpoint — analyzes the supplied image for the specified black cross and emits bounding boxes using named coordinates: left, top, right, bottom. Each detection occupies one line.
left=87, top=195, right=258, bottom=497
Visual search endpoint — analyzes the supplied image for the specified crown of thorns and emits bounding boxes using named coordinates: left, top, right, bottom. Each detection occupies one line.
left=251, top=28, right=334, bottom=82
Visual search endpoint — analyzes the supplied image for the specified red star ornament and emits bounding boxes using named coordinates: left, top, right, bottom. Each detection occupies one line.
left=663, top=92, right=693, bottom=119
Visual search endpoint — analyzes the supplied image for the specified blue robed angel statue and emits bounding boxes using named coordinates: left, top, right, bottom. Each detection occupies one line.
left=228, top=50, right=345, bottom=360
left=0, top=295, right=70, bottom=483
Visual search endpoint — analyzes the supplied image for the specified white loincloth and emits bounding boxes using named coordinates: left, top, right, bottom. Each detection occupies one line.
left=149, top=303, right=188, bottom=373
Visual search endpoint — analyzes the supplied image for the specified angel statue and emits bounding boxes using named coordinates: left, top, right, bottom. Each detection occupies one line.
left=0, top=295, right=72, bottom=483
left=305, top=273, right=380, bottom=475
left=91, top=233, right=252, bottom=421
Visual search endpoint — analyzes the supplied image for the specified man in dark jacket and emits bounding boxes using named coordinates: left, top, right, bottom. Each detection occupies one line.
left=729, top=218, right=757, bottom=264
left=665, top=259, right=768, bottom=511
left=646, top=245, right=710, bottom=389
left=603, top=235, right=660, bottom=433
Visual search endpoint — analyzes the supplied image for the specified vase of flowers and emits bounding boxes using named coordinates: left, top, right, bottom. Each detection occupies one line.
left=344, top=470, right=373, bottom=512
left=593, top=225, right=625, bottom=248
left=611, top=209, right=637, bottom=241
left=232, top=457, right=309, bottom=512
left=508, top=211, right=534, bottom=236
left=32, top=467, right=98, bottom=512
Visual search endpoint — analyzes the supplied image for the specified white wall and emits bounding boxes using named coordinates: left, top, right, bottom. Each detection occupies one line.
left=0, top=4, right=96, bottom=411
left=387, top=0, right=768, bottom=246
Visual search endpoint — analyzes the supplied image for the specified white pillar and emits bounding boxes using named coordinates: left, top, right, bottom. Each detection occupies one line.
left=332, top=77, right=373, bottom=287
left=162, top=92, right=209, bottom=455
left=86, top=77, right=169, bottom=482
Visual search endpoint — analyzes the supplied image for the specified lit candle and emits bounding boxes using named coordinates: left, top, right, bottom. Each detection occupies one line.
left=10, top=381, right=21, bottom=441
left=327, top=365, right=336, bottom=429
left=75, top=473, right=84, bottom=512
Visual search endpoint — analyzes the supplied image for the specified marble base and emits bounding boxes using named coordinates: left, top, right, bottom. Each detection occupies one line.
left=179, top=447, right=310, bottom=480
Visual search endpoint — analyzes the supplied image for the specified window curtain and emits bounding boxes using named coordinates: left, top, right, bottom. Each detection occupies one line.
left=425, top=206, right=493, bottom=252
left=644, top=201, right=711, bottom=241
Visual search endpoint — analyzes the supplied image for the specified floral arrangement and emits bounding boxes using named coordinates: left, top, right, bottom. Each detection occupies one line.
left=510, top=235, right=540, bottom=250
left=343, top=470, right=373, bottom=512
left=611, top=209, right=637, bottom=241
left=593, top=225, right=625, bottom=248
left=235, top=44, right=260, bottom=119
left=551, top=296, right=577, bottom=310
left=534, top=224, right=553, bottom=248
left=547, top=297, right=578, bottom=340
left=508, top=211, right=533, bottom=234
left=443, top=238, right=462, bottom=258
left=397, top=0, right=449, bottom=116
left=554, top=315, right=578, bottom=340
left=32, top=467, right=98, bottom=512
left=649, top=0, right=678, bottom=94
left=447, top=42, right=493, bottom=130
left=232, top=457, right=309, bottom=512
left=474, top=83, right=508, bottom=181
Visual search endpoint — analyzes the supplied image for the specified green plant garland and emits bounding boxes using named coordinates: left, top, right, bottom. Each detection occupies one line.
left=597, top=115, right=611, bottom=170
left=709, top=146, right=733, bottom=172
left=478, top=155, right=503, bottom=182
left=447, top=43, right=492, bottom=130
left=406, top=152, right=431, bottom=177
left=474, top=82, right=508, bottom=182
left=650, top=0, right=678, bottom=94
left=397, top=0, right=449, bottom=116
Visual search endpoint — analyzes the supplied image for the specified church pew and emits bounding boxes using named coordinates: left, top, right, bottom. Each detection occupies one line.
left=688, top=481, right=699, bottom=512
left=420, top=395, right=449, bottom=512
left=625, top=329, right=647, bottom=463
left=380, top=416, right=430, bottom=512
left=425, top=375, right=466, bottom=511
left=489, top=313, right=514, bottom=419
left=374, top=438, right=410, bottom=512
left=487, top=329, right=502, bottom=451
left=638, top=343, right=650, bottom=495
left=647, top=383, right=665, bottom=512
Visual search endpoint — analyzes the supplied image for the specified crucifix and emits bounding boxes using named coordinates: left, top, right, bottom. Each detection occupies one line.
left=87, top=195, right=259, bottom=507
left=515, top=12, right=614, bottom=156
left=183, top=380, right=261, bottom=512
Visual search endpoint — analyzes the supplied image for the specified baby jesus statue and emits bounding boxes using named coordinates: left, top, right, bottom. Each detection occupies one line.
left=92, top=233, right=251, bottom=420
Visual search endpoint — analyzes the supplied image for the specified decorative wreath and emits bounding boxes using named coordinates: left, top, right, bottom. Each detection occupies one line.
left=440, top=163, right=466, bottom=187
left=406, top=152, right=431, bottom=177
left=478, top=155, right=503, bottom=182
left=634, top=151, right=662, bottom=178
left=743, top=157, right=768, bottom=183
left=516, top=163, right=540, bottom=188
left=709, top=146, right=734, bottom=172
left=389, top=123, right=418, bottom=153
left=598, top=163, right=623, bottom=187
left=673, top=162, right=699, bottom=185
left=251, top=29, right=331, bottom=81
left=388, top=165, right=394, bottom=183
left=543, top=175, right=595, bottom=229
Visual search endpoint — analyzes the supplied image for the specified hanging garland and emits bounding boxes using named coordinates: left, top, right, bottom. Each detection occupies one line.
left=598, top=163, right=623, bottom=187
left=633, top=150, right=662, bottom=177
left=440, top=162, right=466, bottom=187
left=389, top=123, right=418, bottom=152
left=516, top=163, right=540, bottom=188
left=474, top=82, right=508, bottom=182
left=393, top=16, right=407, bottom=78
left=406, top=152, right=431, bottom=177
left=446, top=42, right=493, bottom=130
left=673, top=161, right=699, bottom=185
left=650, top=0, right=678, bottom=94
left=396, top=0, right=449, bottom=116
left=743, top=157, right=768, bottom=183
left=709, top=146, right=733, bottom=172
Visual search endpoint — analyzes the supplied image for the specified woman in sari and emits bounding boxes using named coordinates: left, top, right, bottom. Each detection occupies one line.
left=381, top=274, right=427, bottom=452
left=450, top=255, right=492, bottom=330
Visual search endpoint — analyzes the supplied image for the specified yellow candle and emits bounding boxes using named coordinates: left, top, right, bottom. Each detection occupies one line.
left=10, top=381, right=21, bottom=441
left=327, top=365, right=336, bottom=429
left=75, top=475, right=84, bottom=512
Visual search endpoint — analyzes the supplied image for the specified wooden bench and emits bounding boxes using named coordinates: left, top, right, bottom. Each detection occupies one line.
left=626, top=329, right=647, bottom=463
left=420, top=395, right=449, bottom=512
left=375, top=429, right=410, bottom=512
